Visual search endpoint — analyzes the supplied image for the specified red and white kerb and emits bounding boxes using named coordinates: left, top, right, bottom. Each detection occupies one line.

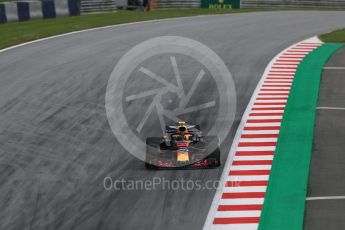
left=203, top=38, right=322, bottom=230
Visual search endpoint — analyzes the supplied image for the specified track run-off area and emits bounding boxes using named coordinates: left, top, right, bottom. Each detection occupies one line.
left=1, top=11, right=345, bottom=230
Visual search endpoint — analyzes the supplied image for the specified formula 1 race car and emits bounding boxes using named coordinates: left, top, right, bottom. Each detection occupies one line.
left=145, top=121, right=220, bottom=169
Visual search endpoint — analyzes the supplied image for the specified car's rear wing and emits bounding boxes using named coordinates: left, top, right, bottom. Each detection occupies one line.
left=165, top=125, right=200, bottom=133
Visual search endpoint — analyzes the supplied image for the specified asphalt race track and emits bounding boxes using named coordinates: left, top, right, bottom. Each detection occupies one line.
left=1, top=11, right=345, bottom=230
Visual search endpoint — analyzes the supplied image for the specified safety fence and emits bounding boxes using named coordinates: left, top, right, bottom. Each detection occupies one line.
left=2, top=0, right=343, bottom=24
left=241, top=0, right=345, bottom=8
left=0, top=0, right=80, bottom=23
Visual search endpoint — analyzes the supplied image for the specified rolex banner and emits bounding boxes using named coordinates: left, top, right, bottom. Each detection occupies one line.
left=201, top=0, right=240, bottom=9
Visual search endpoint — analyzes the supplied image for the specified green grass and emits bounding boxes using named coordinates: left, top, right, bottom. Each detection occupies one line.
left=0, top=9, right=244, bottom=49
left=1, top=8, right=345, bottom=50
left=0, top=8, right=268, bottom=49
left=320, top=28, right=345, bottom=43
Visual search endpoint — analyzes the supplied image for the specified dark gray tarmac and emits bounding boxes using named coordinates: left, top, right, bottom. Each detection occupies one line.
left=1, top=11, right=345, bottom=230
left=305, top=47, right=345, bottom=230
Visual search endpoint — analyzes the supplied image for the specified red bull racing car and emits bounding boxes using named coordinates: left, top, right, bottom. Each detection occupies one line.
left=145, top=121, right=221, bottom=169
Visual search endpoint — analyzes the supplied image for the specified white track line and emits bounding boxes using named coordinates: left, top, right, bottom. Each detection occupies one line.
left=316, top=107, right=345, bottom=110
left=306, top=196, right=345, bottom=201
left=323, top=67, right=345, bottom=70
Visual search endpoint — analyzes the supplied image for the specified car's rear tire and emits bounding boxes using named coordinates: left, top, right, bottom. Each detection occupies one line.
left=145, top=162, right=158, bottom=169
left=208, top=148, right=221, bottom=167
left=145, top=137, right=161, bottom=169
left=204, top=136, right=221, bottom=167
